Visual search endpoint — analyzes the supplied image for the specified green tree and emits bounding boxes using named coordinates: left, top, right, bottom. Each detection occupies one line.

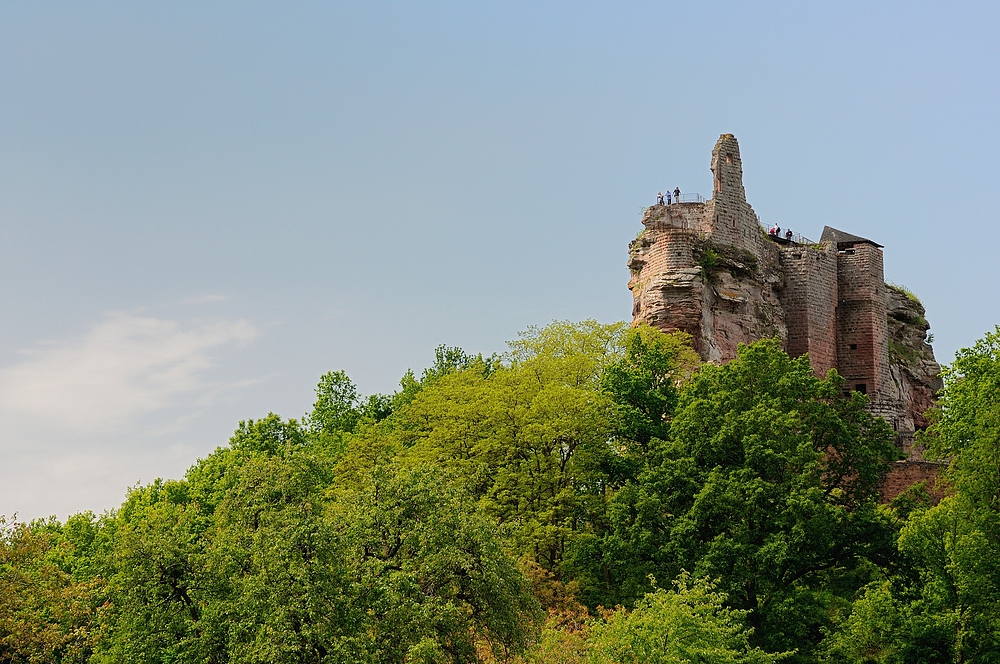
left=337, top=464, right=541, bottom=663
left=385, top=320, right=629, bottom=571
left=925, top=326, right=1000, bottom=505
left=577, top=340, right=898, bottom=658
left=824, top=327, right=1000, bottom=663
left=0, top=515, right=98, bottom=663
left=819, top=581, right=906, bottom=664
left=588, top=573, right=786, bottom=664
left=600, top=325, right=699, bottom=457
left=92, top=411, right=538, bottom=663
left=310, top=370, right=362, bottom=436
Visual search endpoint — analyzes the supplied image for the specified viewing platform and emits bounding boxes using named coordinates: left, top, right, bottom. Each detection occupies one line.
left=672, top=193, right=706, bottom=203
left=642, top=195, right=707, bottom=232
left=762, top=224, right=814, bottom=246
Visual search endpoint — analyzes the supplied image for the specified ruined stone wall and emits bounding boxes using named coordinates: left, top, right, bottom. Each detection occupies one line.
left=628, top=133, right=944, bottom=502
left=703, top=134, right=771, bottom=262
left=628, top=228, right=787, bottom=361
left=642, top=200, right=708, bottom=233
left=778, top=244, right=839, bottom=377
left=836, top=244, right=891, bottom=401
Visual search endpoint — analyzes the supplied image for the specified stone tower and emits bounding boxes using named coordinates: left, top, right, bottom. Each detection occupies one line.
left=628, top=134, right=943, bottom=499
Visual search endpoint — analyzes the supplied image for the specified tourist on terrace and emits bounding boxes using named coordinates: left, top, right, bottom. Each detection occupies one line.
left=673, top=186, right=681, bottom=202
left=785, top=229, right=793, bottom=241
left=769, top=225, right=778, bottom=236
left=657, top=192, right=664, bottom=205
left=666, top=191, right=671, bottom=204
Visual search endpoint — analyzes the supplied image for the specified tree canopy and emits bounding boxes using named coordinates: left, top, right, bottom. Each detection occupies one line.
left=5, top=321, right=999, bottom=663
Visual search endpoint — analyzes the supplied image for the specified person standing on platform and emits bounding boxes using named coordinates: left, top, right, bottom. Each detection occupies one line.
left=673, top=186, right=681, bottom=202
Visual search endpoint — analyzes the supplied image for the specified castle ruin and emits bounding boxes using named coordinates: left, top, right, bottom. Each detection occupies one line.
left=628, top=134, right=943, bottom=498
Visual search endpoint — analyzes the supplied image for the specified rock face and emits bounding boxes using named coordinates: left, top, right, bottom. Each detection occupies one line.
left=885, top=286, right=943, bottom=456
left=629, top=134, right=943, bottom=500
left=628, top=210, right=785, bottom=363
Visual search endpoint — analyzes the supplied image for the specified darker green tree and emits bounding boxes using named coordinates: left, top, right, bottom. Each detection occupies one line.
left=823, top=327, right=1000, bottom=663
left=573, top=339, right=898, bottom=661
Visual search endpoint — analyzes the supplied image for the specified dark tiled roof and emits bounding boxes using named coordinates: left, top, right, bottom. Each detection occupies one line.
left=820, top=226, right=883, bottom=249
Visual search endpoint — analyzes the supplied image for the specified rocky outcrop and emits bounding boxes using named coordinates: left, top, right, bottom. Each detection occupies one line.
left=628, top=213, right=786, bottom=363
left=885, top=285, right=943, bottom=457
left=629, top=134, right=944, bottom=501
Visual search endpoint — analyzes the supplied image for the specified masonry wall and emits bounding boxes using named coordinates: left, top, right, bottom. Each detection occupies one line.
left=779, top=244, right=839, bottom=376
left=836, top=244, right=891, bottom=400
left=628, top=218, right=705, bottom=344
left=881, top=461, right=945, bottom=503
left=630, top=228, right=698, bottom=274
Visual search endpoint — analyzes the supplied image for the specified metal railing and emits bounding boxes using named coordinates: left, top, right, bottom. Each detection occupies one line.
left=672, top=193, right=705, bottom=203
left=761, top=223, right=814, bottom=246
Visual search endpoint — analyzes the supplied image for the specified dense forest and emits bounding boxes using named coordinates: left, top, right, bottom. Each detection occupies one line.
left=3, top=321, right=1000, bottom=663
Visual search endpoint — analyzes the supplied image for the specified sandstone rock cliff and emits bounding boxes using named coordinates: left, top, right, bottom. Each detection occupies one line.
left=885, top=285, right=943, bottom=457
left=629, top=213, right=786, bottom=363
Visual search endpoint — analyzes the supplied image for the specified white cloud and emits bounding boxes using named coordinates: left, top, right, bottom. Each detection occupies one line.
left=0, top=313, right=257, bottom=433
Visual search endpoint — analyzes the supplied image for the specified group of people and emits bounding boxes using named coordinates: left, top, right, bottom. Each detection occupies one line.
left=653, top=189, right=796, bottom=243
left=769, top=224, right=794, bottom=241
left=656, top=187, right=682, bottom=205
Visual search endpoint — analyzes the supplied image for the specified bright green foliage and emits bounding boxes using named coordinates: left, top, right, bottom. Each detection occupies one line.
left=94, top=481, right=214, bottom=662
left=93, top=442, right=371, bottom=663
left=926, top=326, right=1000, bottom=504
left=588, top=573, right=786, bottom=664
left=88, top=411, right=538, bottom=663
left=16, top=320, right=1000, bottom=663
left=337, top=465, right=541, bottom=663
left=898, top=496, right=1000, bottom=660
left=600, top=325, right=700, bottom=456
left=421, top=344, right=498, bottom=383
left=818, top=581, right=904, bottom=663
left=822, top=496, right=1000, bottom=663
left=387, top=320, right=629, bottom=570
left=310, top=370, right=362, bottom=435
left=577, top=340, right=898, bottom=658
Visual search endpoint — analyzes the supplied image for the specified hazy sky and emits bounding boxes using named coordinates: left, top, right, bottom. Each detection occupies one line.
left=2, top=1, right=998, bottom=520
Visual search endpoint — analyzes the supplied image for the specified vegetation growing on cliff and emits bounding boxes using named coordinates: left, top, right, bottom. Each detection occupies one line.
left=694, top=239, right=760, bottom=276
left=3, top=323, right=1000, bottom=663
left=886, top=282, right=922, bottom=306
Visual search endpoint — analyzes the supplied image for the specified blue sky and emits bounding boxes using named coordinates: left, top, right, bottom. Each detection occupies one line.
left=1, top=1, right=998, bottom=519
